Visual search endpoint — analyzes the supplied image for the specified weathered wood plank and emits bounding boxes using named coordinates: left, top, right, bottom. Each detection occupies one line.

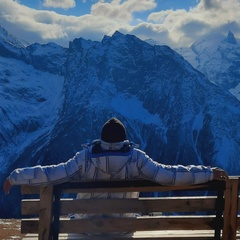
left=21, top=216, right=217, bottom=234
left=58, top=216, right=216, bottom=233
left=21, top=219, right=39, bottom=233
left=21, top=197, right=217, bottom=215
left=21, top=185, right=41, bottom=194
left=60, top=197, right=216, bottom=215
left=21, top=197, right=216, bottom=215
left=21, top=180, right=226, bottom=195
left=22, top=231, right=217, bottom=239
left=60, top=180, right=224, bottom=194
left=21, top=199, right=40, bottom=215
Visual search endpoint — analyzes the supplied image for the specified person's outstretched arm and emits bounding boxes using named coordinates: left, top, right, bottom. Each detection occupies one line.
left=3, top=149, right=87, bottom=194
left=135, top=149, right=228, bottom=185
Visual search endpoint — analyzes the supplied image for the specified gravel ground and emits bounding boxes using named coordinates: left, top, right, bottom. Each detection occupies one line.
left=0, top=219, right=25, bottom=240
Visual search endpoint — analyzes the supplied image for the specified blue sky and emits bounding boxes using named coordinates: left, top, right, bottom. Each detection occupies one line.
left=0, top=0, right=239, bottom=48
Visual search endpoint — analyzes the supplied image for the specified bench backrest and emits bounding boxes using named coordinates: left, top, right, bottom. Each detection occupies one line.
left=21, top=179, right=236, bottom=240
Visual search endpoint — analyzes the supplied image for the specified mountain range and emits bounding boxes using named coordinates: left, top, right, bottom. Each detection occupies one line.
left=0, top=26, right=240, bottom=217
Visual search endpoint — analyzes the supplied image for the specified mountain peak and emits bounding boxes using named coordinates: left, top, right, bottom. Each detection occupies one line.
left=224, top=31, right=237, bottom=44
left=0, top=25, right=27, bottom=48
left=101, top=31, right=127, bottom=46
left=112, top=30, right=125, bottom=38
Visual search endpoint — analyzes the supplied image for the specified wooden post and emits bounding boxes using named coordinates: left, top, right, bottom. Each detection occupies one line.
left=222, top=177, right=239, bottom=240
left=52, top=186, right=61, bottom=240
left=214, top=188, right=224, bottom=240
left=229, top=177, right=240, bottom=240
left=39, top=185, right=54, bottom=240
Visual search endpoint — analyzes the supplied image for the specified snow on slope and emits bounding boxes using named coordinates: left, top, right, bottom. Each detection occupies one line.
left=111, top=94, right=161, bottom=124
left=229, top=83, right=240, bottom=101
left=0, top=56, right=64, bottom=173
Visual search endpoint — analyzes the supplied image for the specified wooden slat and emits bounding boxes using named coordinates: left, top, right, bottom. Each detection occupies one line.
left=21, top=199, right=40, bottom=215
left=59, top=216, right=216, bottom=233
left=21, top=216, right=217, bottom=234
left=21, top=219, right=39, bottom=233
left=237, top=217, right=240, bottom=228
left=20, top=180, right=226, bottom=195
left=60, top=197, right=216, bottom=215
left=21, top=197, right=217, bottom=216
left=19, top=196, right=222, bottom=220
left=59, top=180, right=225, bottom=194
left=21, top=185, right=40, bottom=194
left=21, top=231, right=217, bottom=239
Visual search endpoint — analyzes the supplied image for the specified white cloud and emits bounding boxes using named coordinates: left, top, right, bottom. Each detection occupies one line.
left=0, top=0, right=239, bottom=48
left=146, top=0, right=240, bottom=47
left=198, top=0, right=222, bottom=10
left=0, top=1, right=69, bottom=45
left=148, top=10, right=173, bottom=24
left=0, top=0, right=157, bottom=46
left=91, top=0, right=156, bottom=22
left=129, top=22, right=172, bottom=46
left=43, top=0, right=76, bottom=9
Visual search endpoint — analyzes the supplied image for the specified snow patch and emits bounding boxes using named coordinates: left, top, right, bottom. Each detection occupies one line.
left=229, top=83, right=240, bottom=101
left=111, top=94, right=161, bottom=125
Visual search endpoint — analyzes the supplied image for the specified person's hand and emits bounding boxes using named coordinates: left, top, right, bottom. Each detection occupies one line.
left=212, top=167, right=228, bottom=181
left=3, top=177, right=12, bottom=194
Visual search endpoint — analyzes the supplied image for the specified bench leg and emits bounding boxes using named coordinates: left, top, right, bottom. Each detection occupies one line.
left=39, top=186, right=54, bottom=240
left=222, top=178, right=239, bottom=240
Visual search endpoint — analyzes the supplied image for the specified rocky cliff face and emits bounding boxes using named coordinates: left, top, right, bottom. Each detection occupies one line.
left=1, top=27, right=240, bottom=217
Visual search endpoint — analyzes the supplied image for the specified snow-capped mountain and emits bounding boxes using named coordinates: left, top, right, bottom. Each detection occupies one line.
left=176, top=31, right=240, bottom=101
left=1, top=27, right=240, bottom=217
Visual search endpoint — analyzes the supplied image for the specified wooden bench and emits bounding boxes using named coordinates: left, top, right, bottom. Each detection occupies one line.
left=20, top=179, right=236, bottom=240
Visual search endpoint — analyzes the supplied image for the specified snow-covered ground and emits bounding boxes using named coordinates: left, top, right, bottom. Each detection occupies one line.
left=0, top=219, right=25, bottom=239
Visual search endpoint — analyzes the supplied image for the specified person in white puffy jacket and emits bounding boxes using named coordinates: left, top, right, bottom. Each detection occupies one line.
left=4, top=117, right=227, bottom=196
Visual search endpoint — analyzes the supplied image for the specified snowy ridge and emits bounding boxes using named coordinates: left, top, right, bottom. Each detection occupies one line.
left=0, top=25, right=26, bottom=48
left=176, top=31, right=240, bottom=100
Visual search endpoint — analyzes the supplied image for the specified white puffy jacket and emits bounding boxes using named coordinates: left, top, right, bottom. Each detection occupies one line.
left=10, top=139, right=213, bottom=187
left=10, top=140, right=213, bottom=188
left=9, top=140, right=213, bottom=219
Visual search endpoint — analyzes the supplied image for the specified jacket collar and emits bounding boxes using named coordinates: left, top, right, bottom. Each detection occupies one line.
left=82, top=139, right=139, bottom=151
left=100, top=140, right=129, bottom=151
